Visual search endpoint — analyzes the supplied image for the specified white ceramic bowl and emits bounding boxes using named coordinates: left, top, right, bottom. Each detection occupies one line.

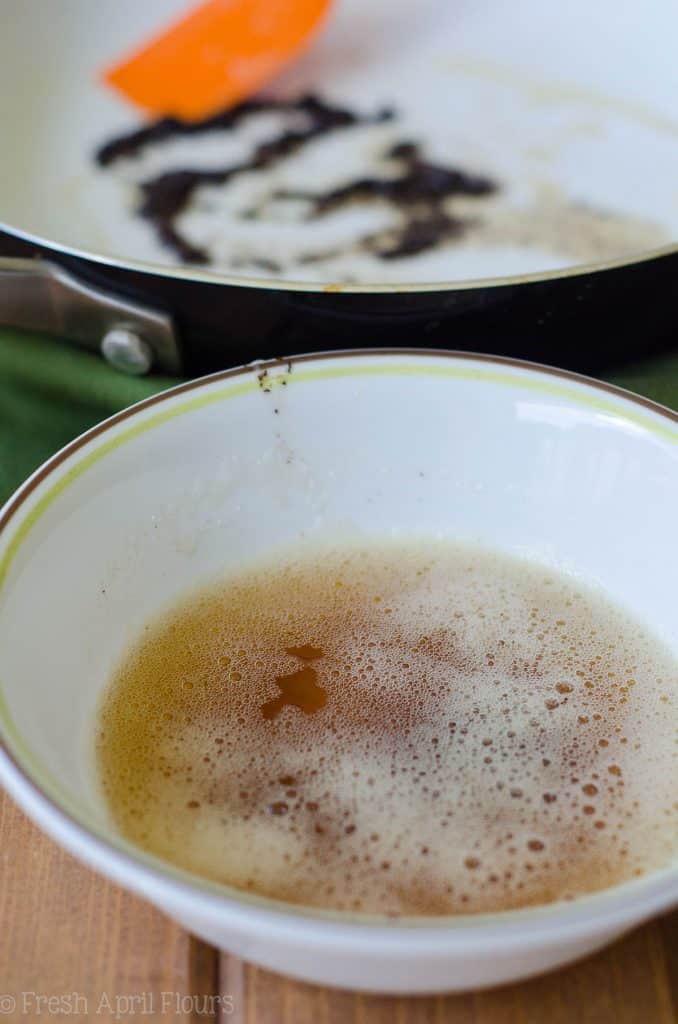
left=0, top=350, right=676, bottom=993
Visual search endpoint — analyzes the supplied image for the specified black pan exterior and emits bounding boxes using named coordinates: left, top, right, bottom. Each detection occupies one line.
left=2, top=231, right=676, bottom=377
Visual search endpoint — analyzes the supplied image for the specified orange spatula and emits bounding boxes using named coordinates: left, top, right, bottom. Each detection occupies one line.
left=104, top=0, right=332, bottom=122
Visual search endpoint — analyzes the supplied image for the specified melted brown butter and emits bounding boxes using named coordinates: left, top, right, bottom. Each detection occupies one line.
left=97, top=542, right=678, bottom=915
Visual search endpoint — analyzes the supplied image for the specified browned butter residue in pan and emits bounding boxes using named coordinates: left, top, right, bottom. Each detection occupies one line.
left=94, top=95, right=498, bottom=265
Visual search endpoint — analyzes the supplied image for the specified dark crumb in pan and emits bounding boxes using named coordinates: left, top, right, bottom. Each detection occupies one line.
left=274, top=140, right=495, bottom=261
left=375, top=210, right=467, bottom=260
left=97, top=95, right=392, bottom=264
left=94, top=95, right=498, bottom=268
left=278, top=141, right=494, bottom=215
left=95, top=95, right=392, bottom=166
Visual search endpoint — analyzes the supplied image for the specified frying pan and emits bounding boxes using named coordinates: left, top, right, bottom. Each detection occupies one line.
left=1, top=0, right=677, bottom=376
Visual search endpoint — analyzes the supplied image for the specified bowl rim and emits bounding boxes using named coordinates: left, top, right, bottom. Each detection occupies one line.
left=0, top=346, right=677, bottom=945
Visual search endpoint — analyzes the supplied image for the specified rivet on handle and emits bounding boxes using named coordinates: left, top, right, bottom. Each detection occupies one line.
left=101, top=325, right=154, bottom=375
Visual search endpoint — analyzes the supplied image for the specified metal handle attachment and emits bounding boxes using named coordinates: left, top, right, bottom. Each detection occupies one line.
left=0, top=257, right=181, bottom=374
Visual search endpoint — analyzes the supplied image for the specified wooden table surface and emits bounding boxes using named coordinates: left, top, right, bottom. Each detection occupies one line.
left=1, top=791, right=676, bottom=1024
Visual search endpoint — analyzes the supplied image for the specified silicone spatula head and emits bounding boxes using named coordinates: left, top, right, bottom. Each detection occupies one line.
left=103, top=0, right=332, bottom=121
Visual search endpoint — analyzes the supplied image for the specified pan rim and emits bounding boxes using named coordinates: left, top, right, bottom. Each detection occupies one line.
left=2, top=217, right=677, bottom=295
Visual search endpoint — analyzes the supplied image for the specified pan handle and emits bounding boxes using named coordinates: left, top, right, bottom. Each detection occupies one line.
left=0, top=257, right=181, bottom=374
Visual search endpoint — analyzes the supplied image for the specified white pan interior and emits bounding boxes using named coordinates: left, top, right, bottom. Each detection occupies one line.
left=1, top=0, right=677, bottom=286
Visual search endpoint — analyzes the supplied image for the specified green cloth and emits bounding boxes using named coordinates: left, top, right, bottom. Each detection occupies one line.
left=0, top=330, right=178, bottom=503
left=1, top=327, right=677, bottom=506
